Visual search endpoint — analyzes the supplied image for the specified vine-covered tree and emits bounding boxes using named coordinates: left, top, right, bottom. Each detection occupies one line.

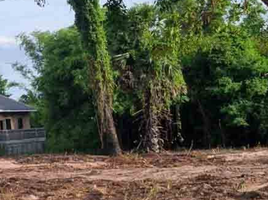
left=67, top=0, right=122, bottom=155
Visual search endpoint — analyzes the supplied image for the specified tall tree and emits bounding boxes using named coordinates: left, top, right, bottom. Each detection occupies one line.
left=125, top=4, right=187, bottom=152
left=67, top=0, right=121, bottom=155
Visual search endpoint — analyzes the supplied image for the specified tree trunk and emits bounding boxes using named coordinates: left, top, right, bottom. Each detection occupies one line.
left=102, top=103, right=121, bottom=155
left=170, top=104, right=184, bottom=150
left=174, top=104, right=184, bottom=144
left=143, top=87, right=162, bottom=152
left=197, top=99, right=212, bottom=148
left=219, top=119, right=226, bottom=148
left=89, top=59, right=122, bottom=155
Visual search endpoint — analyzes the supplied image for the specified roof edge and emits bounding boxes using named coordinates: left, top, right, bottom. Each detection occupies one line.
left=0, top=94, right=36, bottom=112
left=0, top=110, right=37, bottom=113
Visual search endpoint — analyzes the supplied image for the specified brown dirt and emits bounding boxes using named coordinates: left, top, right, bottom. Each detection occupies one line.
left=0, top=148, right=268, bottom=200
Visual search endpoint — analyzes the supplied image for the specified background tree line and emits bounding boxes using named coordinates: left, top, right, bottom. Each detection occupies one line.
left=6, top=0, right=268, bottom=153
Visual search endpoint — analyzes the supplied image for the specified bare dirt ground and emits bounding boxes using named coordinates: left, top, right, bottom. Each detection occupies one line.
left=0, top=148, right=268, bottom=200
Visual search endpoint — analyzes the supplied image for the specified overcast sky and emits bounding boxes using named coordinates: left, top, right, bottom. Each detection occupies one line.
left=0, top=0, right=152, bottom=99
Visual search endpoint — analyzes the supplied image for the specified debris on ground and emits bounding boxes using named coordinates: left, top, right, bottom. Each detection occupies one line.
left=0, top=148, right=267, bottom=200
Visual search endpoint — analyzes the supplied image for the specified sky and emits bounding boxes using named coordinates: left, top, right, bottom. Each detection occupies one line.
left=0, top=0, right=152, bottom=99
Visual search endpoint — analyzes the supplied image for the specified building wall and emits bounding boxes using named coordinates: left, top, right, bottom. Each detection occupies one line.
left=0, top=113, right=31, bottom=130
left=0, top=128, right=46, bottom=155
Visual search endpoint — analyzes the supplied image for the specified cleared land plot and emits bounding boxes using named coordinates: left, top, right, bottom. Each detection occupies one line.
left=0, top=148, right=267, bottom=200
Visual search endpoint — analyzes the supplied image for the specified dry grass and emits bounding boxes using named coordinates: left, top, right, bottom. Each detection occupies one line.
left=0, top=189, right=16, bottom=200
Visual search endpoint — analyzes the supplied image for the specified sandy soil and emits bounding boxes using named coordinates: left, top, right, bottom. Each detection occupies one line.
left=0, top=148, right=268, bottom=200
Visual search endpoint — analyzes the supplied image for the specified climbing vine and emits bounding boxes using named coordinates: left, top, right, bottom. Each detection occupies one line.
left=68, top=0, right=121, bottom=155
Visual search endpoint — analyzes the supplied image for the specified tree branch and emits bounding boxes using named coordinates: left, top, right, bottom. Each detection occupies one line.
left=34, top=0, right=45, bottom=7
left=262, top=0, right=268, bottom=6
left=0, top=0, right=45, bottom=6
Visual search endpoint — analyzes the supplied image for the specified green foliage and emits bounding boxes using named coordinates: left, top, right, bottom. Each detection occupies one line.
left=67, top=0, right=114, bottom=93
left=180, top=0, right=268, bottom=147
left=16, top=27, right=99, bottom=152
left=19, top=91, right=45, bottom=128
left=12, top=0, right=268, bottom=151
left=0, top=75, right=9, bottom=96
left=0, top=75, right=17, bottom=97
left=120, top=3, right=187, bottom=151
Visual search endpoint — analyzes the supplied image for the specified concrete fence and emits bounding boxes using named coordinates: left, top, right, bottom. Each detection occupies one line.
left=0, top=128, right=46, bottom=155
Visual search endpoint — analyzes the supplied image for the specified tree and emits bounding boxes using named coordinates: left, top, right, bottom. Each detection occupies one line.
left=67, top=0, right=121, bottom=155
left=119, top=4, right=187, bottom=152
left=15, top=28, right=100, bottom=152
left=177, top=0, right=268, bottom=147
left=0, top=75, right=9, bottom=96
left=34, top=0, right=45, bottom=6
left=0, top=0, right=45, bottom=6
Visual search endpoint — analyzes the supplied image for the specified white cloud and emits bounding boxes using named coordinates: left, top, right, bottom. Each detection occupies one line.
left=0, top=36, right=17, bottom=47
